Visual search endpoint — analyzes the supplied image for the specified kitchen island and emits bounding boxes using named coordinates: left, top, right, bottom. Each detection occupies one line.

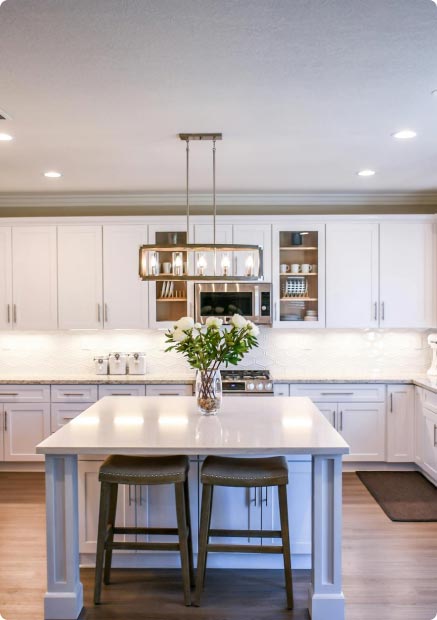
left=37, top=395, right=349, bottom=620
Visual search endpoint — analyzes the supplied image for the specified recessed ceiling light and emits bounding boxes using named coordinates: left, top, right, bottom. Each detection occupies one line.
left=0, top=133, right=13, bottom=141
left=392, top=129, right=417, bottom=140
left=44, top=171, right=62, bottom=178
left=357, top=169, right=376, bottom=177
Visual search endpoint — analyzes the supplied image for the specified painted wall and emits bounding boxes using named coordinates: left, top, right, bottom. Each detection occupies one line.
left=0, top=329, right=430, bottom=377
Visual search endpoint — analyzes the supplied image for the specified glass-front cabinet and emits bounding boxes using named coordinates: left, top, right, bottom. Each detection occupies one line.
left=148, top=225, right=194, bottom=329
left=272, top=223, right=325, bottom=328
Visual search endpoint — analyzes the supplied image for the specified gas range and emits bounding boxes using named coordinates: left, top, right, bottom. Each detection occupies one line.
left=220, top=370, right=273, bottom=395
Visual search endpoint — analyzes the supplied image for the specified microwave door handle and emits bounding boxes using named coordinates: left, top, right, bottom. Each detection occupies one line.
left=254, top=286, right=260, bottom=320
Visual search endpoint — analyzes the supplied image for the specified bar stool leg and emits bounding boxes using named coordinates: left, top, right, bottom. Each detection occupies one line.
left=278, top=484, right=294, bottom=609
left=175, top=482, right=192, bottom=606
left=103, top=483, right=118, bottom=585
left=183, top=477, right=195, bottom=587
left=194, top=483, right=212, bottom=607
left=94, top=481, right=112, bottom=605
left=202, top=485, right=214, bottom=587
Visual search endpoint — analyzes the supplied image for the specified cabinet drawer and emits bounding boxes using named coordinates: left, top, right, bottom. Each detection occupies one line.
left=274, top=384, right=290, bottom=397
left=51, top=385, right=98, bottom=403
left=98, top=385, right=146, bottom=398
left=288, top=383, right=385, bottom=402
left=51, top=403, right=93, bottom=432
left=0, top=385, right=50, bottom=403
left=422, top=388, right=437, bottom=414
left=146, top=384, right=193, bottom=396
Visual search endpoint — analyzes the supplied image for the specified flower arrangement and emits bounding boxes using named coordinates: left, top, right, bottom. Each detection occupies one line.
left=165, top=314, right=259, bottom=413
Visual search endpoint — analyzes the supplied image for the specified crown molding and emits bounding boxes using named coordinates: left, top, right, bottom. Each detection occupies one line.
left=0, top=191, right=436, bottom=208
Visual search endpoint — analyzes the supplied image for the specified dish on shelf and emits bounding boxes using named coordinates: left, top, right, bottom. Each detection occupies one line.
left=280, top=314, right=301, bottom=321
left=304, top=316, right=318, bottom=321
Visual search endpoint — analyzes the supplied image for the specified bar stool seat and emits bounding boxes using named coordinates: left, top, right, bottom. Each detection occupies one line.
left=195, top=455, right=293, bottom=609
left=94, top=454, right=194, bottom=606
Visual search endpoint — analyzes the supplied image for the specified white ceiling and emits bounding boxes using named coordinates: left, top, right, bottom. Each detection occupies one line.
left=0, top=0, right=437, bottom=195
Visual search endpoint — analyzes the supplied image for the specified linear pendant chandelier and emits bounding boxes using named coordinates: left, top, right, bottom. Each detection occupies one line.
left=139, top=133, right=263, bottom=281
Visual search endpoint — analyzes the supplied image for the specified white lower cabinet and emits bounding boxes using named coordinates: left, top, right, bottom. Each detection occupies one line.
left=145, top=384, right=193, bottom=397
left=2, top=402, right=50, bottom=461
left=421, top=407, right=437, bottom=480
left=206, top=484, right=261, bottom=546
left=386, top=385, right=414, bottom=462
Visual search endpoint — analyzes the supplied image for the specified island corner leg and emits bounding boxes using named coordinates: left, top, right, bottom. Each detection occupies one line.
left=44, top=454, right=84, bottom=620
left=309, top=453, right=345, bottom=620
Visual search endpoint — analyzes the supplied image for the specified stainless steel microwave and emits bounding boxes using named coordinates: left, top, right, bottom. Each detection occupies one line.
left=194, top=283, right=272, bottom=325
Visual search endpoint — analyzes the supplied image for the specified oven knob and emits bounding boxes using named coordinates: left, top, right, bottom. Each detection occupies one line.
left=265, top=382, right=273, bottom=391
left=256, top=382, right=264, bottom=391
left=247, top=382, right=255, bottom=391
left=261, top=305, right=267, bottom=311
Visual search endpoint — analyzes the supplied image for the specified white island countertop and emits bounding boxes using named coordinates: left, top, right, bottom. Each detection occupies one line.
left=36, top=395, right=349, bottom=456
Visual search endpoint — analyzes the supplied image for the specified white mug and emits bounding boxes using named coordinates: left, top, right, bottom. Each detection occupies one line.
left=301, top=264, right=312, bottom=274
left=280, top=264, right=290, bottom=273
left=162, top=262, right=172, bottom=274
left=290, top=264, right=300, bottom=273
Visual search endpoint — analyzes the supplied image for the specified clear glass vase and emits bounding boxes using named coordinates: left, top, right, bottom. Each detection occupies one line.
left=195, top=368, right=222, bottom=415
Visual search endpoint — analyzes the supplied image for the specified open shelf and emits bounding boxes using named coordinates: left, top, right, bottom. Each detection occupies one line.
left=157, top=298, right=187, bottom=302
left=280, top=272, right=317, bottom=276
left=280, top=297, right=318, bottom=301
left=280, top=246, right=318, bottom=251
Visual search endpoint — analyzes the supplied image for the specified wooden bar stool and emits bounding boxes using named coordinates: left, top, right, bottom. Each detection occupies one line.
left=94, top=454, right=194, bottom=606
left=194, top=455, right=293, bottom=609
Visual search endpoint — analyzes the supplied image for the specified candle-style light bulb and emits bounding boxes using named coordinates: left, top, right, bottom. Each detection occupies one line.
left=150, top=251, right=159, bottom=276
left=173, top=252, right=183, bottom=276
left=221, top=254, right=230, bottom=277
left=197, top=254, right=207, bottom=276
left=245, top=254, right=254, bottom=277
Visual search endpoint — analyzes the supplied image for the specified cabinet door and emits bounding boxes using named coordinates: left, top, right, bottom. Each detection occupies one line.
left=0, top=406, right=4, bottom=460
left=269, top=460, right=312, bottom=555
left=3, top=402, right=50, bottom=461
left=326, top=223, right=379, bottom=328
left=314, top=402, right=337, bottom=428
left=338, top=402, right=385, bottom=461
left=233, top=224, right=271, bottom=281
left=421, top=408, right=437, bottom=481
left=58, top=225, right=103, bottom=329
left=12, top=227, right=58, bottom=329
left=386, top=385, right=414, bottom=462
left=191, top=223, right=233, bottom=277
left=78, top=460, right=130, bottom=553
left=414, top=387, right=424, bottom=465
left=379, top=221, right=434, bottom=328
left=0, top=228, right=12, bottom=330
left=103, top=225, right=148, bottom=329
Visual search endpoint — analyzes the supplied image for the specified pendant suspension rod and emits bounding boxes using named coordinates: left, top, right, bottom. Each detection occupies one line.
left=213, top=138, right=216, bottom=245
left=186, top=138, right=190, bottom=243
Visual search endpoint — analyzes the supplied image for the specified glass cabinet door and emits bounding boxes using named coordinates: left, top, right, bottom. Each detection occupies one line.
left=273, top=224, right=325, bottom=328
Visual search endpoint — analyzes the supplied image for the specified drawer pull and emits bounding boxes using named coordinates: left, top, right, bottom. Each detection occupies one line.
left=63, top=393, right=85, bottom=397
left=62, top=416, right=77, bottom=420
left=0, top=392, right=18, bottom=396
left=158, top=393, right=179, bottom=396
left=320, top=392, right=354, bottom=396
left=110, top=393, right=131, bottom=396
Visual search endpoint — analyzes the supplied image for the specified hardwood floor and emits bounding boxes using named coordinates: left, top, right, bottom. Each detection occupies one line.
left=0, top=472, right=437, bottom=619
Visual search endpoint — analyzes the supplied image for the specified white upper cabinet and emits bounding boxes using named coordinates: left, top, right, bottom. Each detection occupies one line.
left=233, top=224, right=272, bottom=281
left=12, top=227, right=58, bottom=330
left=58, top=226, right=103, bottom=329
left=326, top=222, right=379, bottom=328
left=379, top=221, right=434, bottom=328
left=0, top=228, right=12, bottom=330
left=103, top=225, right=148, bottom=329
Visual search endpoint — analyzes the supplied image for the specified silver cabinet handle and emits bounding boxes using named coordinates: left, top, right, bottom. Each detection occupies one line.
left=333, top=410, right=336, bottom=428
left=4, top=411, right=7, bottom=432
left=381, top=302, right=385, bottom=321
left=97, top=303, right=101, bottom=323
left=274, top=302, right=278, bottom=321
left=104, top=303, right=108, bottom=323
left=63, top=393, right=85, bottom=397
left=320, top=392, right=353, bottom=396
left=262, top=487, right=268, bottom=506
left=0, top=392, right=18, bottom=396
left=339, top=410, right=343, bottom=431
left=128, top=485, right=133, bottom=506
left=6, top=304, right=10, bottom=324
left=374, top=302, right=377, bottom=321
left=434, top=424, right=437, bottom=447
left=158, top=393, right=179, bottom=396
left=139, top=486, right=143, bottom=506
left=390, top=393, right=393, bottom=412
left=250, top=487, right=257, bottom=506
left=13, top=304, right=17, bottom=323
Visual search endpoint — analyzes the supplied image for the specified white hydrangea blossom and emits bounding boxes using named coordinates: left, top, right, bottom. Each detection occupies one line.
left=206, top=316, right=223, bottom=329
left=230, top=314, right=247, bottom=329
left=246, top=320, right=260, bottom=337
